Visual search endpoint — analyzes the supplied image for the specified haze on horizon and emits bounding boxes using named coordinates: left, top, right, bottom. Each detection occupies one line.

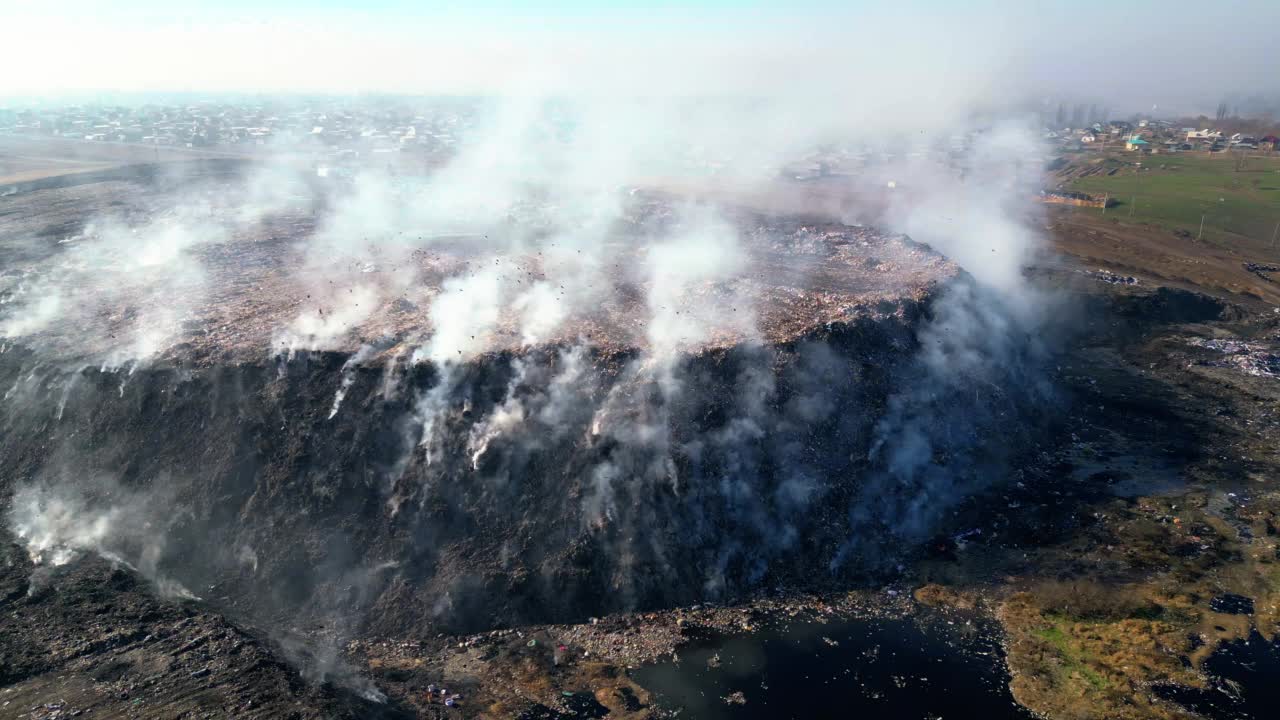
left=2, top=0, right=1279, bottom=118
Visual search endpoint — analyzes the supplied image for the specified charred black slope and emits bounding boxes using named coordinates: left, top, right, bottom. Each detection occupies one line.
left=0, top=541, right=410, bottom=718
left=0, top=274, right=1054, bottom=642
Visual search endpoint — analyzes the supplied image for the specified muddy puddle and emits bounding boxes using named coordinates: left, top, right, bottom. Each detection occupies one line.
left=631, top=613, right=1032, bottom=719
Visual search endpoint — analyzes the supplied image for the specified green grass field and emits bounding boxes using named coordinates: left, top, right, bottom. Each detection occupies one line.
left=1065, top=152, right=1280, bottom=246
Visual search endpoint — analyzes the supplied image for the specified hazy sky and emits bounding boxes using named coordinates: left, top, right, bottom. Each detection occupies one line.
left=2, top=0, right=1277, bottom=114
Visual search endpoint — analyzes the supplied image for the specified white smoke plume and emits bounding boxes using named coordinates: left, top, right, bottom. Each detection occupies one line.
left=832, top=121, right=1057, bottom=565
left=417, top=266, right=505, bottom=365
left=276, top=285, right=382, bottom=355
left=8, top=480, right=198, bottom=599
left=644, top=208, right=755, bottom=358
left=410, top=363, right=460, bottom=470
left=329, top=343, right=376, bottom=419
left=538, top=344, right=591, bottom=436
left=512, top=281, right=568, bottom=347
left=0, top=209, right=223, bottom=366
left=467, top=358, right=530, bottom=471
left=0, top=0, right=1105, bottom=680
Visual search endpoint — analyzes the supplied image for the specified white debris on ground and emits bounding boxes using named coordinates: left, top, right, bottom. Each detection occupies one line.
left=1083, top=268, right=1139, bottom=286
left=1187, top=337, right=1280, bottom=378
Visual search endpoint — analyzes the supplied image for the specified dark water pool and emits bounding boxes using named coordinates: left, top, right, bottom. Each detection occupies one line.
left=1155, top=630, right=1280, bottom=720
left=631, top=613, right=1033, bottom=719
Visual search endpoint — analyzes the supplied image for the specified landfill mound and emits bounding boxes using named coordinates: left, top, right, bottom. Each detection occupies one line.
left=0, top=280, right=941, bottom=634
left=0, top=172, right=953, bottom=365
left=0, top=169, right=1051, bottom=710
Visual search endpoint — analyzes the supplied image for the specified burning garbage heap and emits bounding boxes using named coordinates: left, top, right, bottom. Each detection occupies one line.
left=0, top=142, right=1057, bottom=674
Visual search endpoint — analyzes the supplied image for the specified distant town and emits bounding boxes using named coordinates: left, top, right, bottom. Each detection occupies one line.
left=0, top=100, right=481, bottom=172
left=2, top=99, right=1278, bottom=189
left=1045, top=118, right=1280, bottom=154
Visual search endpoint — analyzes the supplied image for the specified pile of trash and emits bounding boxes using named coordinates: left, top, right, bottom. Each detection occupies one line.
left=1187, top=337, right=1280, bottom=378
left=1083, top=268, right=1139, bottom=286
left=424, top=684, right=463, bottom=708
left=1243, top=263, right=1280, bottom=283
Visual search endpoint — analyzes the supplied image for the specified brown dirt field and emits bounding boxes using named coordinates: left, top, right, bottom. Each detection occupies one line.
left=1045, top=206, right=1280, bottom=308
left=0, top=135, right=250, bottom=186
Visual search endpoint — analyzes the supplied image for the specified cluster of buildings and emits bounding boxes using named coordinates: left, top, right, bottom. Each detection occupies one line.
left=0, top=101, right=479, bottom=161
left=1122, top=127, right=1279, bottom=154
left=1045, top=118, right=1279, bottom=154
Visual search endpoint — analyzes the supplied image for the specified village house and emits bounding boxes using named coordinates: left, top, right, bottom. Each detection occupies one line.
left=1109, top=121, right=1132, bottom=136
left=1126, top=135, right=1150, bottom=152
left=1186, top=129, right=1222, bottom=141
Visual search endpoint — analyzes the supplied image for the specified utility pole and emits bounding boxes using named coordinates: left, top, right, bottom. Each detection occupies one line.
left=1101, top=193, right=1108, bottom=215
left=1197, top=214, right=1205, bottom=241
left=1272, top=220, right=1279, bottom=250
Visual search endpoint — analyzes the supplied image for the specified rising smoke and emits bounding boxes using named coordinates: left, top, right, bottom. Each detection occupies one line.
left=0, top=20, right=1067, bottom=700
